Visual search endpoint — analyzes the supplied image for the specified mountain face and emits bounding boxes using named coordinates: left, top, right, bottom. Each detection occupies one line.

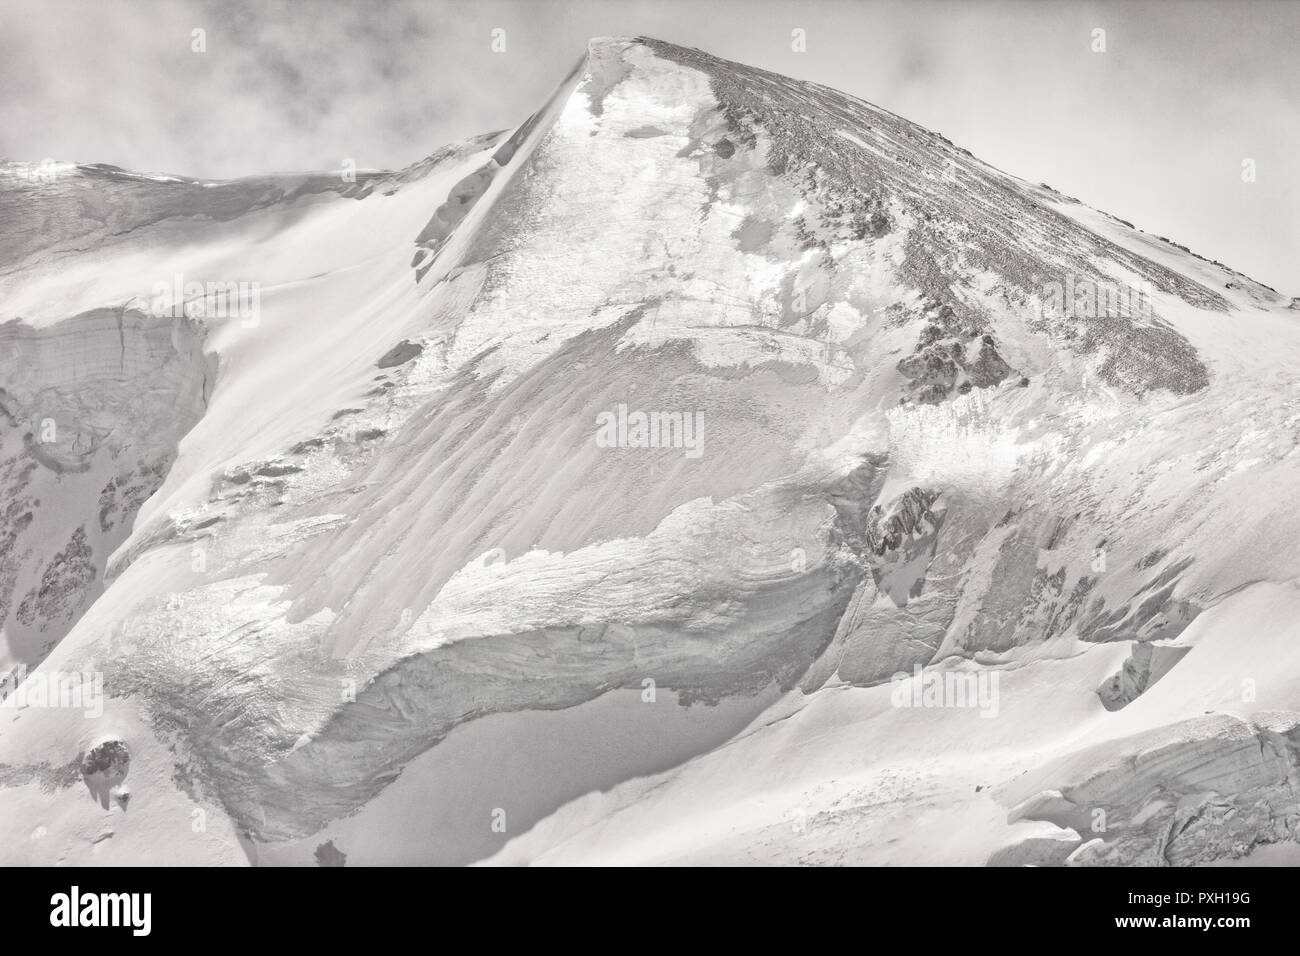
left=1, top=37, right=1298, bottom=867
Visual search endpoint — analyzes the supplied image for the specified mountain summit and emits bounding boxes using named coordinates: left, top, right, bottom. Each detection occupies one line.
left=1, top=37, right=1298, bottom=866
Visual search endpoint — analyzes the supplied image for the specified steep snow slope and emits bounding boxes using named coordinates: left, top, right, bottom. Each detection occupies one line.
left=0, top=37, right=1297, bottom=867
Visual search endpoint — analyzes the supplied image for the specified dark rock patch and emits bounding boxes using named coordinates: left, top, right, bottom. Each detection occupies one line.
left=81, top=739, right=130, bottom=810
left=377, top=340, right=423, bottom=369
left=254, top=463, right=302, bottom=478
left=315, top=840, right=347, bottom=866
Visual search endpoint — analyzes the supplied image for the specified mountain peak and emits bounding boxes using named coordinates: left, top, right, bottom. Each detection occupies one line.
left=2, top=34, right=1298, bottom=869
left=554, top=36, right=1245, bottom=397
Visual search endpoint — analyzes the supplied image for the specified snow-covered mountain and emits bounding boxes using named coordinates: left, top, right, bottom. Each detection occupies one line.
left=1, top=37, right=1298, bottom=867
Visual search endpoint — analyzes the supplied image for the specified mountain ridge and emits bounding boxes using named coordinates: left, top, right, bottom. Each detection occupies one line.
left=0, top=35, right=1297, bottom=867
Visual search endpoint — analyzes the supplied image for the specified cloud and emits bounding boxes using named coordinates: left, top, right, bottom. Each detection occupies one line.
left=0, top=0, right=1294, bottom=293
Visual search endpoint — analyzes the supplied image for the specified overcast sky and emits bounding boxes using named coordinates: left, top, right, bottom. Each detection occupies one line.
left=1, top=0, right=1295, bottom=293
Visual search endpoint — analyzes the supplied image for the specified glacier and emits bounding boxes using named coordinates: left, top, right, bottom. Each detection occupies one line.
left=0, top=37, right=1298, bottom=867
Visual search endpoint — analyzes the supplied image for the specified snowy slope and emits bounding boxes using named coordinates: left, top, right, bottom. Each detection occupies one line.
left=0, top=37, right=1297, bottom=867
